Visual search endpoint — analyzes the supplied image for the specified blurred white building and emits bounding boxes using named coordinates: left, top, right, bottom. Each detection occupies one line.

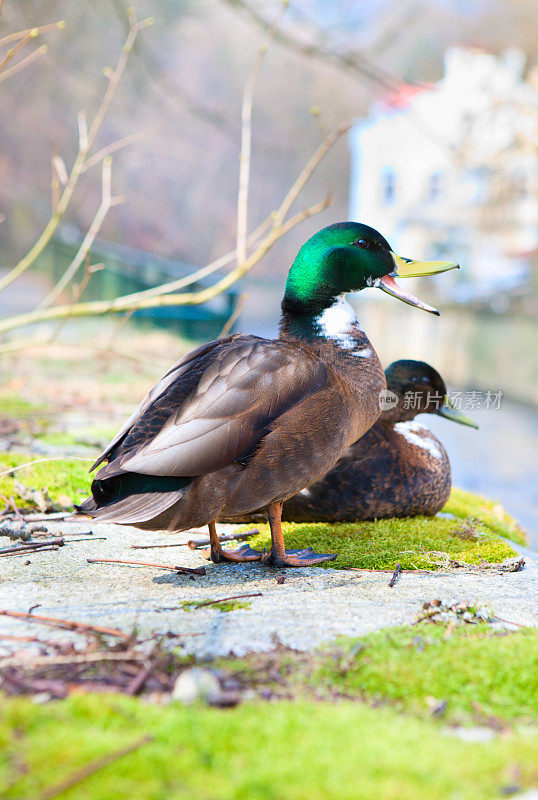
left=349, top=47, right=538, bottom=304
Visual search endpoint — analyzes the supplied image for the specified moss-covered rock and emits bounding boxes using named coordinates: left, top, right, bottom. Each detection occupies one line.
left=240, top=515, right=518, bottom=570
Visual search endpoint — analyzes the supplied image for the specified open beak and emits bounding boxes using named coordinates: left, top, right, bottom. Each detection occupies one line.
left=437, top=397, right=478, bottom=429
left=377, top=253, right=460, bottom=315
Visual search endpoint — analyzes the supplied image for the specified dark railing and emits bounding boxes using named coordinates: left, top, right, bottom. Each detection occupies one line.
left=42, top=235, right=239, bottom=341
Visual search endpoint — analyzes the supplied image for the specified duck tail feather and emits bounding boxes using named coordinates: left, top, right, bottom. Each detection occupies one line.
left=76, top=488, right=185, bottom=525
left=74, top=497, right=98, bottom=516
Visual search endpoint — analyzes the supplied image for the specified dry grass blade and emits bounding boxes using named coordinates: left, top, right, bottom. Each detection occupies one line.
left=0, top=456, right=94, bottom=480
left=192, top=592, right=262, bottom=609
left=34, top=735, right=153, bottom=800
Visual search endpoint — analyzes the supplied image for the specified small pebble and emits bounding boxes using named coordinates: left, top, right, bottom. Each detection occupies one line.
left=172, top=668, right=221, bottom=705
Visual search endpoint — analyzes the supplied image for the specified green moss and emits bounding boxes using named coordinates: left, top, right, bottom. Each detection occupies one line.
left=240, top=515, right=517, bottom=570
left=0, top=452, right=92, bottom=510
left=180, top=600, right=252, bottom=613
left=444, top=487, right=526, bottom=545
left=312, top=625, right=538, bottom=722
left=1, top=693, right=537, bottom=800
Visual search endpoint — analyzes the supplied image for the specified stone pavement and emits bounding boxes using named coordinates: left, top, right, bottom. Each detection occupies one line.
left=1, top=520, right=537, bottom=659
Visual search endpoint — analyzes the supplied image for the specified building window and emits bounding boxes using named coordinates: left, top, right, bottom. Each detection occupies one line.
left=427, top=171, right=443, bottom=201
left=380, top=168, right=397, bottom=204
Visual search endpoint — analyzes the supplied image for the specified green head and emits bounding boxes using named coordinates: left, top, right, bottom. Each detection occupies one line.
left=283, top=222, right=458, bottom=315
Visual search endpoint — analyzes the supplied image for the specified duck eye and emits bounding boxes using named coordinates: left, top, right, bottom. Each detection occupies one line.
left=354, top=239, right=369, bottom=249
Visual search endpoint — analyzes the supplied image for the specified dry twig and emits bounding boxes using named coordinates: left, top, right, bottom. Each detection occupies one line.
left=0, top=609, right=130, bottom=640
left=0, top=538, right=64, bottom=555
left=388, top=563, right=401, bottom=587
left=187, top=528, right=259, bottom=549
left=0, top=651, right=142, bottom=670
left=125, top=662, right=154, bottom=696
left=87, top=557, right=206, bottom=576
left=0, top=31, right=34, bottom=73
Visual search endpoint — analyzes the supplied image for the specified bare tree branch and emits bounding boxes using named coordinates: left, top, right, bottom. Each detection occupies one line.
left=237, top=1, right=287, bottom=268
left=81, top=123, right=160, bottom=173
left=67, top=213, right=273, bottom=312
left=0, top=45, right=48, bottom=83
left=219, top=292, right=248, bottom=338
left=0, top=12, right=148, bottom=294
left=0, top=21, right=65, bottom=49
left=77, top=110, right=88, bottom=153
left=225, top=0, right=406, bottom=92
left=46, top=259, right=104, bottom=344
left=0, top=31, right=34, bottom=73
left=0, top=100, right=343, bottom=339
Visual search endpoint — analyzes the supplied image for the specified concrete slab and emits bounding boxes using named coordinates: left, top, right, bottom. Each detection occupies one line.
left=1, top=521, right=536, bottom=659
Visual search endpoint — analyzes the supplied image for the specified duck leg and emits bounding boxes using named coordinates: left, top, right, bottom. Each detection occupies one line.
left=204, top=521, right=262, bottom=563
left=261, top=502, right=337, bottom=568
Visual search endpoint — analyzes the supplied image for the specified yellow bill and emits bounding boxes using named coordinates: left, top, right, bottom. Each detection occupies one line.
left=390, top=253, right=460, bottom=279
left=437, top=397, right=479, bottom=429
left=377, top=253, right=460, bottom=315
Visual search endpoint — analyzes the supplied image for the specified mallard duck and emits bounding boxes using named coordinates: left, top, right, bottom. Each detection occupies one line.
left=78, top=222, right=458, bottom=568
left=230, top=360, right=477, bottom=523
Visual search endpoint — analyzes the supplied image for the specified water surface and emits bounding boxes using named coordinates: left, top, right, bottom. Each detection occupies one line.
left=425, top=399, right=538, bottom=547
